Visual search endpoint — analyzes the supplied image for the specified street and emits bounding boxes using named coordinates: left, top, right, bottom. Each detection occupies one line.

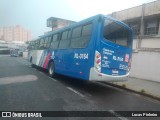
left=0, top=55, right=160, bottom=120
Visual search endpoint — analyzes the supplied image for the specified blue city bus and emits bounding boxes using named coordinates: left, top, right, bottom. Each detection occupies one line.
left=28, top=14, right=133, bottom=82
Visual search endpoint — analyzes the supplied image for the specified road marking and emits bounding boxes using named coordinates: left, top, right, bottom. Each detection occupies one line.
left=66, top=87, right=84, bottom=97
left=0, top=75, right=38, bottom=85
left=109, top=110, right=129, bottom=120
left=49, top=77, right=57, bottom=82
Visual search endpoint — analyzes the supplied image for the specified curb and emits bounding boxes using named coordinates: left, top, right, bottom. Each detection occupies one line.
left=103, top=82, right=160, bottom=101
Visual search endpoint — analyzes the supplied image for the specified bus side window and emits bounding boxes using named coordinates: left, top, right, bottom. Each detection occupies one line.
left=70, top=26, right=82, bottom=48
left=47, top=36, right=52, bottom=48
left=39, top=39, right=42, bottom=49
left=34, top=40, right=37, bottom=50
left=38, top=39, right=41, bottom=49
left=39, top=39, right=44, bottom=49
left=29, top=43, right=31, bottom=50
left=42, top=39, right=45, bottom=49
left=44, top=37, right=48, bottom=49
left=82, top=23, right=92, bottom=36
left=36, top=40, right=39, bottom=49
left=31, top=42, right=33, bottom=50
left=70, top=23, right=92, bottom=48
left=50, top=34, right=59, bottom=49
left=81, top=23, right=92, bottom=47
left=59, top=30, right=71, bottom=49
left=38, top=40, right=40, bottom=49
left=68, top=30, right=71, bottom=39
left=32, top=41, right=35, bottom=50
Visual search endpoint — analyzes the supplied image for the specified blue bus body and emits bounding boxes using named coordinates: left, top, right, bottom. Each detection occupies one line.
left=29, top=14, right=133, bottom=82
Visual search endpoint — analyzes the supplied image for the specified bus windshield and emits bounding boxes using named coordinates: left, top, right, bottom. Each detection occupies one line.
left=103, top=18, right=131, bottom=48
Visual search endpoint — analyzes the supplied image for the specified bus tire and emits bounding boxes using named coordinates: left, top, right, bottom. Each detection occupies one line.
left=30, top=57, right=34, bottom=67
left=48, top=62, right=56, bottom=78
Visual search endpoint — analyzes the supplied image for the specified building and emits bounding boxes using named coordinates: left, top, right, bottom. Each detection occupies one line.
left=109, top=0, right=160, bottom=82
left=110, top=0, right=160, bottom=50
left=3, top=26, right=13, bottom=42
left=0, top=28, right=4, bottom=40
left=0, top=25, right=32, bottom=42
left=47, top=17, right=75, bottom=31
left=0, top=40, right=10, bottom=54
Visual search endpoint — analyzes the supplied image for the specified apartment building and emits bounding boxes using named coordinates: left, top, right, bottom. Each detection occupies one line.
left=0, top=28, right=4, bottom=40
left=0, top=25, right=32, bottom=42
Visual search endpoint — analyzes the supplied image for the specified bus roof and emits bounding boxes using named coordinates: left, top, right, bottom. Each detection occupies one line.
left=38, top=14, right=132, bottom=39
left=104, top=15, right=132, bottom=31
left=40, top=14, right=104, bottom=38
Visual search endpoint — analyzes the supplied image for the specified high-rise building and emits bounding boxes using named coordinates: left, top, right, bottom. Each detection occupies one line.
left=3, top=26, right=13, bottom=42
left=0, top=28, right=4, bottom=40
left=0, top=25, right=32, bottom=42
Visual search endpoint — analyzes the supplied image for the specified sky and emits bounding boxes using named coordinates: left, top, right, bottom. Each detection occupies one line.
left=0, top=0, right=156, bottom=39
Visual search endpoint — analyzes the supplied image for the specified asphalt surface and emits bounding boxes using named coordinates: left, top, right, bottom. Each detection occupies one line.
left=0, top=55, right=160, bottom=120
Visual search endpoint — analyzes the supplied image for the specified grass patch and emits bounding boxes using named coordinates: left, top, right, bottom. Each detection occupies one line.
left=122, top=84, right=126, bottom=88
left=140, top=89, right=145, bottom=93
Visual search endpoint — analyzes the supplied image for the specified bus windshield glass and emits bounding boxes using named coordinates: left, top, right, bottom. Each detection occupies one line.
left=103, top=18, right=131, bottom=48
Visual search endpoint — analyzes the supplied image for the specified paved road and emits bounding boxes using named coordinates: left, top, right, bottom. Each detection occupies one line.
left=0, top=55, right=160, bottom=120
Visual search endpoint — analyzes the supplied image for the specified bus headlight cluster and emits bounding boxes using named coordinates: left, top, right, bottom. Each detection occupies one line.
left=95, top=51, right=101, bottom=72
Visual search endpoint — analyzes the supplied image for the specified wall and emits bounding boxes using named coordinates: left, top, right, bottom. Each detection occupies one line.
left=130, top=51, right=160, bottom=82
left=112, top=0, right=160, bottom=21
left=132, top=37, right=160, bottom=49
left=144, top=0, right=160, bottom=16
left=141, top=38, right=160, bottom=48
left=132, top=39, right=138, bottom=49
left=113, top=5, right=142, bottom=21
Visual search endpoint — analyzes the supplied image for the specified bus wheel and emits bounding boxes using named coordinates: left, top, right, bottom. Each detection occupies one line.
left=48, top=62, right=56, bottom=78
left=30, top=57, right=34, bottom=67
